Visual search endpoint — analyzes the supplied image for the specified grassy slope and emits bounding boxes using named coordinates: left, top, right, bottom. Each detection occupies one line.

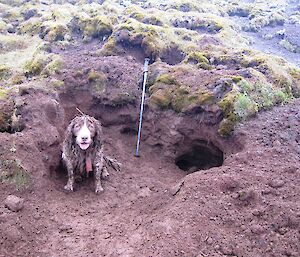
left=0, top=0, right=299, bottom=136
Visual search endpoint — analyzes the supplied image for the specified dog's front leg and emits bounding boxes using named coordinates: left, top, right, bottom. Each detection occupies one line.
left=95, top=154, right=104, bottom=194
left=63, top=154, right=75, bottom=192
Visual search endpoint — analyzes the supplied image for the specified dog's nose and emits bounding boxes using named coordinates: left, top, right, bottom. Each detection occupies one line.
left=81, top=136, right=88, bottom=141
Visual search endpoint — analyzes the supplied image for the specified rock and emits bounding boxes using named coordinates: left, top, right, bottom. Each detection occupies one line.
left=206, top=237, right=213, bottom=245
left=268, top=179, right=285, bottom=189
left=221, top=245, right=234, bottom=255
left=170, top=180, right=184, bottom=196
left=138, top=187, right=152, bottom=198
left=250, top=224, right=266, bottom=235
left=59, top=224, right=73, bottom=233
left=4, top=195, right=24, bottom=212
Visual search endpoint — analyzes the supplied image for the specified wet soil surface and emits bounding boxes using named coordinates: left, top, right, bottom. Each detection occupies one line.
left=0, top=92, right=299, bottom=256
left=0, top=33, right=299, bottom=257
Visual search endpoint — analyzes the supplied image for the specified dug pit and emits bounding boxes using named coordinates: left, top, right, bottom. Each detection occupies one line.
left=175, top=140, right=224, bottom=173
left=55, top=84, right=229, bottom=179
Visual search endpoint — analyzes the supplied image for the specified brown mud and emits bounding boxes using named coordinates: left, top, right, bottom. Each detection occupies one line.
left=0, top=40, right=299, bottom=257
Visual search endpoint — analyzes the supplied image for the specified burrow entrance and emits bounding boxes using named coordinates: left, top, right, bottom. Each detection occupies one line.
left=175, top=140, right=224, bottom=173
left=58, top=88, right=226, bottom=176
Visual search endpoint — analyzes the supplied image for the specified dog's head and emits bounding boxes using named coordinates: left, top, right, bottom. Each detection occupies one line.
left=64, top=115, right=103, bottom=150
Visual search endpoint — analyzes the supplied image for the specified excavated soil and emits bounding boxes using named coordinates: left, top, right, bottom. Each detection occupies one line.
left=0, top=42, right=299, bottom=257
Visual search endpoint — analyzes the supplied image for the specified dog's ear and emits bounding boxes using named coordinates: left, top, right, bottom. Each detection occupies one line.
left=63, top=117, right=77, bottom=152
left=92, top=117, right=103, bottom=150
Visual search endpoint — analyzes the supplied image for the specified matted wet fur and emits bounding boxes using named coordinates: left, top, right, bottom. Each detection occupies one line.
left=62, top=115, right=109, bottom=194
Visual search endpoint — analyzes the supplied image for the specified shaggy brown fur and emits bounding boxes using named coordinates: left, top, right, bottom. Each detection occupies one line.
left=62, top=115, right=108, bottom=194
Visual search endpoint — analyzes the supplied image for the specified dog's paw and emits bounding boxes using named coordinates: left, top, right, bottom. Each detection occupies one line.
left=101, top=167, right=109, bottom=179
left=95, top=185, right=104, bottom=194
left=64, top=184, right=74, bottom=192
left=75, top=175, right=83, bottom=182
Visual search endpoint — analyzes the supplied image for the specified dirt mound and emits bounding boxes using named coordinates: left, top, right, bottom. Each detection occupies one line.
left=1, top=1, right=300, bottom=256
left=0, top=48, right=299, bottom=257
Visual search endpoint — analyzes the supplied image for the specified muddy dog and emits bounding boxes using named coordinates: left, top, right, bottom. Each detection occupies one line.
left=62, top=115, right=109, bottom=194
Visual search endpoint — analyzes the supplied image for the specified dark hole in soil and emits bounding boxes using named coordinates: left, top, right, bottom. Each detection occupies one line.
left=120, top=126, right=138, bottom=135
left=175, top=141, right=223, bottom=173
left=54, top=158, right=67, bottom=177
left=161, top=47, right=185, bottom=65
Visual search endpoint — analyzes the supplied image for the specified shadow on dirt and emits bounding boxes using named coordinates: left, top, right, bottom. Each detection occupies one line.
left=175, top=140, right=224, bottom=173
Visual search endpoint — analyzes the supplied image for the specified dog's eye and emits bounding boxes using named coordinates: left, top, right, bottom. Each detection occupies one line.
left=74, top=124, right=81, bottom=130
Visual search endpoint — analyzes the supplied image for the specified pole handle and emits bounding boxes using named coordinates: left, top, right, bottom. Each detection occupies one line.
left=144, top=58, right=150, bottom=72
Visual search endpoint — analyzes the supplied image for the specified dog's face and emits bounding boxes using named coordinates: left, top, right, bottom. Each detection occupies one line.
left=73, top=116, right=97, bottom=150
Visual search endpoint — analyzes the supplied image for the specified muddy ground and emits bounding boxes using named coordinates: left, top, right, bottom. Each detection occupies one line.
left=0, top=42, right=299, bottom=257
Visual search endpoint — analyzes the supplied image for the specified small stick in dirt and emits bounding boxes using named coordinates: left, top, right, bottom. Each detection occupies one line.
left=104, top=156, right=121, bottom=172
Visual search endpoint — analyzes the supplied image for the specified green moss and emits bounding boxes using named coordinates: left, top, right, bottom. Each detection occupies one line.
left=118, top=20, right=136, bottom=31
left=141, top=32, right=161, bottom=60
left=11, top=74, right=25, bottom=85
left=232, top=76, right=243, bottom=83
left=0, top=88, right=9, bottom=100
left=247, top=12, right=285, bottom=31
left=234, top=93, right=258, bottom=119
left=100, top=37, right=121, bottom=56
left=143, top=16, right=163, bottom=26
left=196, top=90, right=214, bottom=104
left=172, top=1, right=195, bottom=12
left=19, top=17, right=42, bottom=35
left=238, top=79, right=254, bottom=93
left=155, top=74, right=178, bottom=85
left=0, top=159, right=31, bottom=191
left=289, top=68, right=300, bottom=80
left=49, top=79, right=64, bottom=87
left=0, top=64, right=11, bottom=80
left=152, top=85, right=214, bottom=113
left=254, top=83, right=276, bottom=109
left=45, top=24, right=69, bottom=42
left=0, top=34, right=27, bottom=53
left=130, top=12, right=145, bottom=21
left=185, top=51, right=209, bottom=65
left=217, top=90, right=240, bottom=136
left=42, top=56, right=63, bottom=76
left=214, top=54, right=237, bottom=66
left=24, top=54, right=49, bottom=76
left=149, top=89, right=173, bottom=109
left=171, top=86, right=191, bottom=112
left=111, top=19, right=163, bottom=59
left=274, top=90, right=290, bottom=104
left=193, top=19, right=223, bottom=33
left=218, top=114, right=237, bottom=137
left=74, top=15, right=113, bottom=41
left=197, top=62, right=213, bottom=70
left=218, top=91, right=237, bottom=116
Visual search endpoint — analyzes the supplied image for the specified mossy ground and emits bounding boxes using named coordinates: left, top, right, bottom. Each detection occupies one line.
left=0, top=0, right=299, bottom=137
left=0, top=158, right=32, bottom=191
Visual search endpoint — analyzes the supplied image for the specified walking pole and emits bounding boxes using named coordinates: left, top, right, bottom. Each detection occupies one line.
left=135, top=58, right=150, bottom=157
